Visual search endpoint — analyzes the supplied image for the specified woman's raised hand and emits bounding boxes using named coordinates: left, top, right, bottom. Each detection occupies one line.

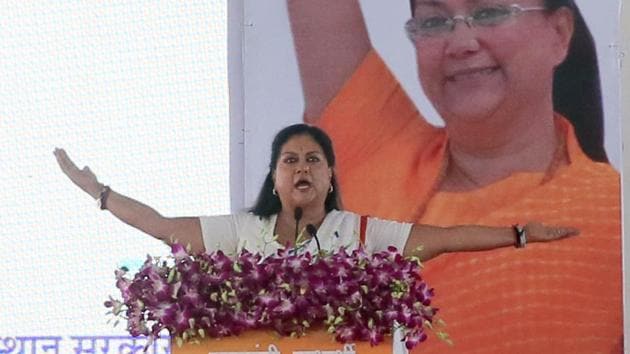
left=53, top=148, right=102, bottom=199
left=524, top=222, right=580, bottom=242
left=54, top=147, right=204, bottom=252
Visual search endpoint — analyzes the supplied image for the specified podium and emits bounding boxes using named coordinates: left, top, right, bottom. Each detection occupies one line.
left=171, top=328, right=402, bottom=353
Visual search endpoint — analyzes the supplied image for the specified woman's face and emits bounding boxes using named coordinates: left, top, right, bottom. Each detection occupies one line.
left=273, top=134, right=333, bottom=211
left=411, top=0, right=573, bottom=124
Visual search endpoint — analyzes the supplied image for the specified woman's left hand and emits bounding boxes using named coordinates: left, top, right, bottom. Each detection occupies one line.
left=524, top=222, right=580, bottom=242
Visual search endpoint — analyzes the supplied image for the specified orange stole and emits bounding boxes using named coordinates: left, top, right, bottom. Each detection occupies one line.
left=171, top=329, right=398, bottom=353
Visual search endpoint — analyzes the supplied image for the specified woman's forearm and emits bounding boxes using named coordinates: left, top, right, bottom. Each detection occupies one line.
left=404, top=225, right=504, bottom=261
left=54, top=149, right=205, bottom=253
left=101, top=188, right=204, bottom=253
left=404, top=223, right=578, bottom=262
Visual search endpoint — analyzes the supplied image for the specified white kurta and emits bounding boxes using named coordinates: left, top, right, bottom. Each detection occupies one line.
left=199, top=209, right=412, bottom=258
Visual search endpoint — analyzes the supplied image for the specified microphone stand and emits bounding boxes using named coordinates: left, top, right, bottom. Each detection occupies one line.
left=306, top=224, right=322, bottom=255
left=294, top=207, right=303, bottom=244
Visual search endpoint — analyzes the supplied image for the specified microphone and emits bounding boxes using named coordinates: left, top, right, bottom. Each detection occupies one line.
left=294, top=207, right=303, bottom=242
left=306, top=224, right=322, bottom=254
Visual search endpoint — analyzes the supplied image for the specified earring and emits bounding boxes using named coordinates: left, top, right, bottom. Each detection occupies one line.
left=329, top=185, right=334, bottom=193
left=272, top=188, right=277, bottom=196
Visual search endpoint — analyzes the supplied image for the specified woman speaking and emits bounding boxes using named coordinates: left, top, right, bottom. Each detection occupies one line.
left=55, top=124, right=573, bottom=261
left=55, top=123, right=577, bottom=352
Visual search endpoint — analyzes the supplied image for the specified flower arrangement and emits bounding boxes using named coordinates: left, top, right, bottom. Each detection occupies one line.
left=106, top=243, right=447, bottom=350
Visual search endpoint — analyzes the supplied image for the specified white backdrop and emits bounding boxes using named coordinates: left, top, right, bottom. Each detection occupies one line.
left=1, top=1, right=229, bottom=351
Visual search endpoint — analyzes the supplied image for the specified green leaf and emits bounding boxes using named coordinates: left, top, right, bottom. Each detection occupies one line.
left=436, top=330, right=452, bottom=344
left=409, top=256, right=421, bottom=265
left=233, top=263, right=242, bottom=273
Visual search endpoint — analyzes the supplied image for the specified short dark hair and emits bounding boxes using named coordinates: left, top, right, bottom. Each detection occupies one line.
left=409, top=0, right=607, bottom=162
left=249, top=124, right=342, bottom=217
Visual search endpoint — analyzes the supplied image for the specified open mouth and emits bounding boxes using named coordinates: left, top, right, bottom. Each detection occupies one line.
left=446, top=66, right=500, bottom=82
left=294, top=180, right=312, bottom=190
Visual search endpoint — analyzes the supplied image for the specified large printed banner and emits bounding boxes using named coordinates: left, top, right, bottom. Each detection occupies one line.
left=237, top=0, right=624, bottom=353
left=238, top=0, right=622, bottom=208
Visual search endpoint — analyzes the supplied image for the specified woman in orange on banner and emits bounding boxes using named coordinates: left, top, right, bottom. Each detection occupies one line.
left=288, top=0, right=621, bottom=353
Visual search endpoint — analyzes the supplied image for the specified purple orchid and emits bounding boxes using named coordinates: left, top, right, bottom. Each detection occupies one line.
left=107, top=243, right=439, bottom=349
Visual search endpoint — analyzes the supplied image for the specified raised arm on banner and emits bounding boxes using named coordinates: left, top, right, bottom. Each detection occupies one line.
left=287, top=0, right=371, bottom=122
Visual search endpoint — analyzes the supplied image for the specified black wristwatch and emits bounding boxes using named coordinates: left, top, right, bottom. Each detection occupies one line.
left=513, top=224, right=527, bottom=248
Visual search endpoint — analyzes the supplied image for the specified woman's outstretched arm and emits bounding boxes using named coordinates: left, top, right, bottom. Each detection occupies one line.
left=54, top=148, right=205, bottom=253
left=404, top=222, right=579, bottom=261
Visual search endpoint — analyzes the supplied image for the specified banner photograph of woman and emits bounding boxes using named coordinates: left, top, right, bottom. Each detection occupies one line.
left=240, top=0, right=623, bottom=352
